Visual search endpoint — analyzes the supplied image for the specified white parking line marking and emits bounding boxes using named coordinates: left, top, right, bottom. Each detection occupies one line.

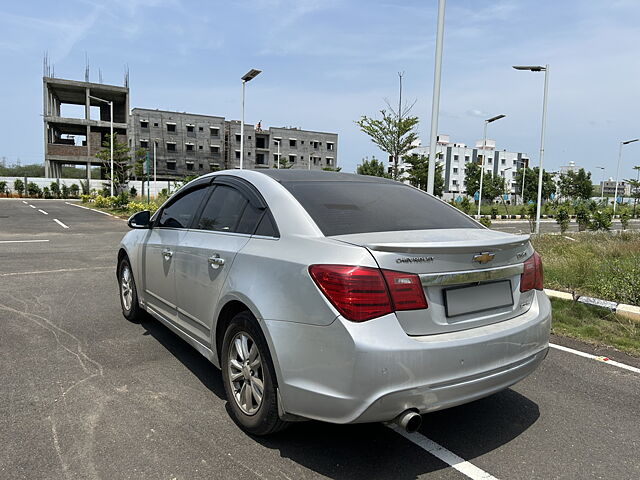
left=0, top=266, right=112, bottom=277
left=550, top=343, right=640, bottom=374
left=66, top=201, right=113, bottom=216
left=38, top=209, right=48, bottom=215
left=0, top=240, right=50, bottom=244
left=22, top=200, right=28, bottom=204
left=389, top=425, right=499, bottom=480
left=29, top=204, right=36, bottom=209
left=53, top=219, right=69, bottom=229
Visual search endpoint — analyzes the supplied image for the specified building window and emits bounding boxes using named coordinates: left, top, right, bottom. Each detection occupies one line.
left=140, top=140, right=149, bottom=149
left=209, top=163, right=219, bottom=170
left=167, top=161, right=176, bottom=170
left=312, top=141, right=319, bottom=149
left=289, top=139, right=297, bottom=147
left=289, top=155, right=296, bottom=163
left=452, top=179, right=458, bottom=186
left=256, top=153, right=265, bottom=165
left=235, top=150, right=240, bottom=159
left=273, top=154, right=279, bottom=163
left=153, top=122, right=159, bottom=127
left=327, top=142, right=334, bottom=151
left=186, top=163, right=194, bottom=171
left=210, top=127, right=219, bottom=137
left=187, top=125, right=194, bottom=133
left=501, top=158, right=506, bottom=165
left=167, top=142, right=176, bottom=151
left=199, top=163, right=203, bottom=169
left=185, top=143, right=194, bottom=151
left=453, top=154, right=459, bottom=161
left=210, top=145, right=220, bottom=153
left=140, top=120, right=149, bottom=129
left=326, top=158, right=333, bottom=166
left=199, top=145, right=203, bottom=150
left=235, top=134, right=241, bottom=142
left=167, top=123, right=176, bottom=132
left=488, top=158, right=492, bottom=165
left=199, top=126, right=203, bottom=132
left=465, top=155, right=470, bottom=162
left=453, top=167, right=458, bottom=174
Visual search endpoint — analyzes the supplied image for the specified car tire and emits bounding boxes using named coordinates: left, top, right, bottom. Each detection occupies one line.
left=118, top=256, right=143, bottom=322
left=221, top=311, right=288, bottom=436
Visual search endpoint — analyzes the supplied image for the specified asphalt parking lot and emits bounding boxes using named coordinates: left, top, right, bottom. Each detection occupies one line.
left=1, top=198, right=639, bottom=480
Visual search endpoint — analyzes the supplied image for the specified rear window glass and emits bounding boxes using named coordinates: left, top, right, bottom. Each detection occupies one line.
left=283, top=181, right=480, bottom=236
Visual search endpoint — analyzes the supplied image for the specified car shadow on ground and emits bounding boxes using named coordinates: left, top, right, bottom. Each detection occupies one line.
left=139, top=315, right=540, bottom=479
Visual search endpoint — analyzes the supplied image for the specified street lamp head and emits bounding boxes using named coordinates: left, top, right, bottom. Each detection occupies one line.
left=513, top=65, right=546, bottom=72
left=241, top=69, right=262, bottom=82
left=622, top=138, right=639, bottom=145
left=486, top=114, right=506, bottom=123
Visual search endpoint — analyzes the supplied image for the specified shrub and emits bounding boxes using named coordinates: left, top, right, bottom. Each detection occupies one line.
left=50, top=181, right=61, bottom=198
left=555, top=205, right=570, bottom=234
left=112, top=192, right=130, bottom=209
left=619, top=208, right=631, bottom=230
left=69, top=184, right=80, bottom=198
left=575, top=204, right=590, bottom=231
left=14, top=179, right=24, bottom=197
left=43, top=186, right=53, bottom=199
left=460, top=196, right=471, bottom=215
left=490, top=206, right=499, bottom=219
left=589, top=209, right=612, bottom=231
left=479, top=216, right=492, bottom=228
left=0, top=180, right=7, bottom=197
left=27, top=182, right=42, bottom=198
left=80, top=194, right=93, bottom=204
left=129, top=186, right=137, bottom=197
left=61, top=184, right=70, bottom=199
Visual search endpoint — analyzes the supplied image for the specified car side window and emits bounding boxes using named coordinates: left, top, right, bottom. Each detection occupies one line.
left=158, top=187, right=207, bottom=229
left=196, top=185, right=250, bottom=233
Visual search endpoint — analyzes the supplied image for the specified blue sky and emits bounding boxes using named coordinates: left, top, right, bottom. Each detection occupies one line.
left=1, top=0, right=639, bottom=180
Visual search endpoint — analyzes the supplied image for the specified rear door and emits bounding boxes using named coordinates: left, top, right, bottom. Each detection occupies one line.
left=142, top=185, right=208, bottom=324
left=174, top=179, right=267, bottom=346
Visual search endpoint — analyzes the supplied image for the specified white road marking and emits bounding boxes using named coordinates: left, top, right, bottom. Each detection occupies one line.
left=389, top=425, right=499, bottom=480
left=65, top=201, right=113, bottom=216
left=38, top=209, right=48, bottom=215
left=0, top=266, right=112, bottom=277
left=53, top=219, right=69, bottom=229
left=550, top=343, right=640, bottom=374
left=0, top=239, right=50, bottom=244
left=29, top=204, right=36, bottom=209
left=22, top=200, right=28, bottom=204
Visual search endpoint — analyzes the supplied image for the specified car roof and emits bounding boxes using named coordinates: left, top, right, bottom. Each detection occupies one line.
left=256, top=169, right=397, bottom=184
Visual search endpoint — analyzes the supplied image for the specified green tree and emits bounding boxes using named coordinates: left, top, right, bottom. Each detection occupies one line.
left=13, top=179, right=24, bottom=197
left=403, top=154, right=444, bottom=196
left=50, top=181, right=61, bottom=198
left=356, top=156, right=389, bottom=178
left=514, top=167, right=556, bottom=203
left=95, top=133, right=133, bottom=193
left=0, top=180, right=7, bottom=197
left=133, top=148, right=149, bottom=179
left=559, top=168, right=593, bottom=200
left=356, top=110, right=419, bottom=180
left=27, top=182, right=42, bottom=198
left=464, top=163, right=505, bottom=204
left=555, top=205, right=570, bottom=234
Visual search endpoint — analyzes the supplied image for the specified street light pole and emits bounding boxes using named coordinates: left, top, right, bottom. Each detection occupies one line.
left=239, top=69, right=262, bottom=170
left=595, top=166, right=605, bottom=203
left=275, top=139, right=280, bottom=169
left=89, top=95, right=114, bottom=196
left=614, top=139, right=639, bottom=213
left=520, top=162, right=527, bottom=205
left=426, top=0, right=446, bottom=195
left=477, top=114, right=506, bottom=217
left=153, top=140, right=157, bottom=198
left=513, top=65, right=549, bottom=234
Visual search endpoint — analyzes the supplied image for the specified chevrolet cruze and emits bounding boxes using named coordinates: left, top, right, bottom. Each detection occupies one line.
left=117, top=170, right=550, bottom=435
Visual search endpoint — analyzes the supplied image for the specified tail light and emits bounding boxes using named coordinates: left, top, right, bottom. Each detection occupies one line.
left=308, top=265, right=428, bottom=322
left=520, top=252, right=543, bottom=292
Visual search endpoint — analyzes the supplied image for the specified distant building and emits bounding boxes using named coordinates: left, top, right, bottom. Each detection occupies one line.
left=391, top=134, right=530, bottom=198
left=129, top=109, right=337, bottom=178
left=43, top=76, right=338, bottom=180
left=601, top=179, right=631, bottom=197
left=559, top=161, right=581, bottom=175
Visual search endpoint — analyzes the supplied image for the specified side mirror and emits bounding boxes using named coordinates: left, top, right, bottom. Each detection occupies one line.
left=128, top=210, right=151, bottom=229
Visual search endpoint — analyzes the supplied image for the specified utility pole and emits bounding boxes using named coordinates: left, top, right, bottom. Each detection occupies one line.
left=427, top=0, right=446, bottom=195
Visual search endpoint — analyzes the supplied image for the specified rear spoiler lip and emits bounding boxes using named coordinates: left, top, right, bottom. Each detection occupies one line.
left=364, top=234, right=531, bottom=254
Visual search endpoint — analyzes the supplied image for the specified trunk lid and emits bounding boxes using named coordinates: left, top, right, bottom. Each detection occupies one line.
left=332, top=228, right=535, bottom=335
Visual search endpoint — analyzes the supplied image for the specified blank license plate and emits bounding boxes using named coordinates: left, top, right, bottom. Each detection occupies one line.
left=444, top=280, right=513, bottom=318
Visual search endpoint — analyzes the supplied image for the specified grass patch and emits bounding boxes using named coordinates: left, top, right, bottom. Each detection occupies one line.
left=532, top=232, right=640, bottom=305
left=551, top=298, right=640, bottom=356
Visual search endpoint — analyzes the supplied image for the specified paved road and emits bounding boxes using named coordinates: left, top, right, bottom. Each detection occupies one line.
left=1, top=199, right=639, bottom=479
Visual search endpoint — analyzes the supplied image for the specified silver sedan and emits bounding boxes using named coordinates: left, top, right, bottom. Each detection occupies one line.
left=117, top=170, right=550, bottom=435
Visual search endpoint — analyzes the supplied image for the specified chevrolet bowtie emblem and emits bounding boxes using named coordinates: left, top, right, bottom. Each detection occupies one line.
left=473, top=252, right=495, bottom=264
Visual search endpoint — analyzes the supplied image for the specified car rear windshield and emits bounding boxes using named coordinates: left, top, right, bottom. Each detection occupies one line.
left=283, top=181, right=481, bottom=236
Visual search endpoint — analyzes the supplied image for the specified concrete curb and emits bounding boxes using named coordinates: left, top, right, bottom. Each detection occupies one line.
left=545, top=288, right=640, bottom=323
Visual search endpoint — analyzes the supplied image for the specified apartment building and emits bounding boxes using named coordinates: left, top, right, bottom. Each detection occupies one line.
left=601, top=180, right=631, bottom=197
left=394, top=135, right=529, bottom=199
left=129, top=109, right=338, bottom=178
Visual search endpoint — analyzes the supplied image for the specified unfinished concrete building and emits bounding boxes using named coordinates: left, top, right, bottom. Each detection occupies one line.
left=129, top=108, right=338, bottom=178
left=43, top=77, right=129, bottom=179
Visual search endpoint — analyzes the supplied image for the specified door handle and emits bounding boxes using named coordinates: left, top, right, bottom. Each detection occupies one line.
left=162, top=249, right=173, bottom=259
left=208, top=254, right=225, bottom=269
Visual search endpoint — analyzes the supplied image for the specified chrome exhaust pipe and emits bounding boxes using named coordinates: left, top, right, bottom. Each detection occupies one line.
left=394, top=410, right=422, bottom=433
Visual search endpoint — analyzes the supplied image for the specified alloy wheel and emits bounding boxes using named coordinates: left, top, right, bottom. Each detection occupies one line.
left=227, top=331, right=264, bottom=415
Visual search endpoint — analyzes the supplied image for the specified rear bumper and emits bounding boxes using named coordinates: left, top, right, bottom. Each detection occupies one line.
left=264, top=290, right=551, bottom=424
